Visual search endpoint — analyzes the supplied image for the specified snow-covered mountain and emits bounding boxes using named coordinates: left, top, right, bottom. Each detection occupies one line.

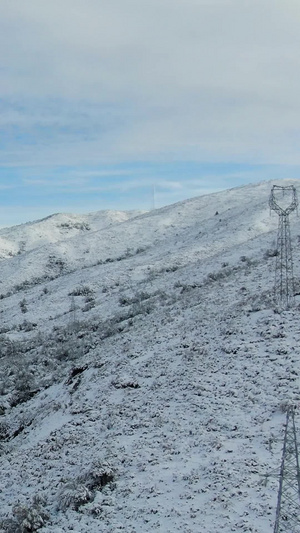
left=0, top=179, right=299, bottom=532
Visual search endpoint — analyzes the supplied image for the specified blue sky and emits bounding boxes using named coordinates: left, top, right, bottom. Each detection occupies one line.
left=1, top=1, right=300, bottom=226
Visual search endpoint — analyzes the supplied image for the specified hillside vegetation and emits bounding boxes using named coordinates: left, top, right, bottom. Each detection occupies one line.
left=0, top=179, right=299, bottom=532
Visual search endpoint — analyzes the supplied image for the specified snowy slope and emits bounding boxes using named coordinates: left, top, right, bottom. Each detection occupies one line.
left=0, top=179, right=281, bottom=296
left=0, top=209, right=143, bottom=259
left=0, top=179, right=299, bottom=532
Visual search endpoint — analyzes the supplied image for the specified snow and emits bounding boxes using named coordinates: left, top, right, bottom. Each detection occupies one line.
left=0, top=178, right=299, bottom=531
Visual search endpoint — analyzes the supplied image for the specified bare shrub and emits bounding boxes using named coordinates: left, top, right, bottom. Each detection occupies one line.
left=0, top=497, right=49, bottom=532
left=19, top=299, right=28, bottom=314
left=0, top=421, right=9, bottom=441
left=119, top=291, right=151, bottom=306
left=69, top=285, right=94, bottom=297
left=59, top=221, right=90, bottom=231
left=82, top=293, right=96, bottom=312
left=10, top=357, right=37, bottom=407
left=206, top=270, right=228, bottom=283
left=18, top=321, right=37, bottom=332
left=57, top=482, right=92, bottom=511
left=57, top=460, right=116, bottom=512
left=264, top=248, right=278, bottom=259
left=80, top=460, right=115, bottom=492
left=82, top=300, right=95, bottom=312
left=46, top=255, right=66, bottom=274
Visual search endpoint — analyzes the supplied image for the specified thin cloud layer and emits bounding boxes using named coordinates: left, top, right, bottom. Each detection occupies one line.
left=0, top=1, right=300, bottom=223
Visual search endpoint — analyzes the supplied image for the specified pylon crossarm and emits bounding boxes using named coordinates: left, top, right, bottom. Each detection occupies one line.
left=270, top=185, right=298, bottom=216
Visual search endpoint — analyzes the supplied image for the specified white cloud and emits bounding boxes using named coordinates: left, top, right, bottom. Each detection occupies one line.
left=0, top=0, right=300, bottom=167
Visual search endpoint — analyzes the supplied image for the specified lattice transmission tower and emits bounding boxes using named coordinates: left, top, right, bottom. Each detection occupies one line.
left=269, top=185, right=298, bottom=309
left=274, top=407, right=300, bottom=532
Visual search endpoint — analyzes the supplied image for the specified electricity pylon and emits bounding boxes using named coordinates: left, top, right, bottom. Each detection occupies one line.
left=269, top=185, right=298, bottom=310
left=274, top=407, right=300, bottom=532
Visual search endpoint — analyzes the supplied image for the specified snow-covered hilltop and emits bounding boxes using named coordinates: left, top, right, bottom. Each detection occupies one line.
left=0, top=209, right=143, bottom=258
left=0, top=179, right=299, bottom=532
